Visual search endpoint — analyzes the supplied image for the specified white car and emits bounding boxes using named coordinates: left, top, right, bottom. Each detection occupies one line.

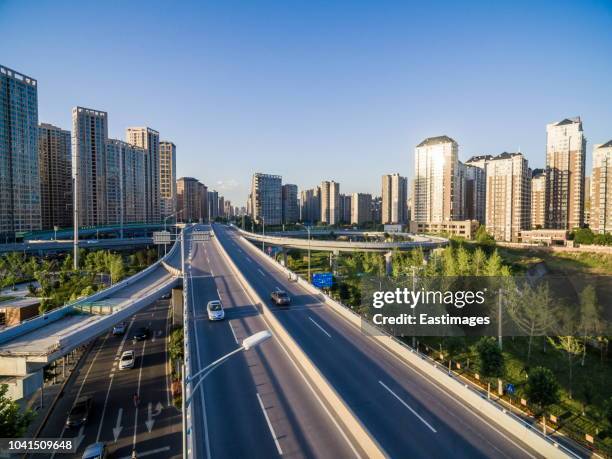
left=119, top=350, right=135, bottom=370
left=207, top=300, right=225, bottom=321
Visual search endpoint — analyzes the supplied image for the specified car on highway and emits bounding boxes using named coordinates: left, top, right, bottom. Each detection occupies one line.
left=206, top=300, right=225, bottom=321
left=132, top=327, right=150, bottom=341
left=66, top=395, right=92, bottom=428
left=82, top=442, right=107, bottom=459
left=119, top=350, right=135, bottom=370
left=270, top=289, right=291, bottom=306
left=112, top=322, right=127, bottom=335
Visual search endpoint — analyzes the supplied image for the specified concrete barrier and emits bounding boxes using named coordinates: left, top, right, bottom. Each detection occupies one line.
left=212, top=227, right=386, bottom=459
left=234, top=229, right=574, bottom=459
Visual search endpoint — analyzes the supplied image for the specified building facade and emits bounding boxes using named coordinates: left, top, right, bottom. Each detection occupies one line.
left=413, top=136, right=460, bottom=223
left=0, top=65, right=41, bottom=239
left=351, top=193, right=372, bottom=225
left=300, top=187, right=320, bottom=224
left=208, top=190, right=219, bottom=220
left=485, top=152, right=531, bottom=242
left=590, top=141, right=612, bottom=234
left=320, top=181, right=340, bottom=225
left=126, top=127, right=160, bottom=223
left=461, top=162, right=486, bottom=224
left=177, top=177, right=206, bottom=222
left=282, top=184, right=299, bottom=224
left=339, top=194, right=352, bottom=224
left=531, top=169, right=546, bottom=229
left=249, top=173, right=282, bottom=225
left=381, top=173, right=408, bottom=224
left=159, top=141, right=177, bottom=219
left=38, top=123, right=72, bottom=229
left=545, top=117, right=586, bottom=230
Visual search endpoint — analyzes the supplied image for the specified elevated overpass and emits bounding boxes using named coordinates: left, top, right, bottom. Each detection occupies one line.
left=0, top=237, right=155, bottom=255
left=0, top=235, right=183, bottom=401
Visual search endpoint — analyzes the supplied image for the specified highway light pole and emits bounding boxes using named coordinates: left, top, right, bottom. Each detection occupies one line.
left=307, top=226, right=312, bottom=281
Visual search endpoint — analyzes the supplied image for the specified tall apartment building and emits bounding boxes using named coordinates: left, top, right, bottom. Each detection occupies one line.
left=199, top=183, right=208, bottom=222
left=590, top=141, right=612, bottom=233
left=208, top=190, right=219, bottom=220
left=545, top=117, right=586, bottom=230
left=531, top=169, right=546, bottom=229
left=218, top=196, right=225, bottom=218
left=351, top=193, right=372, bottom=225
left=72, top=107, right=108, bottom=227
left=177, top=177, right=206, bottom=222
left=224, top=200, right=234, bottom=218
left=485, top=152, right=531, bottom=242
left=0, top=65, right=41, bottom=239
left=38, top=123, right=72, bottom=229
left=282, top=184, right=299, bottom=224
left=300, top=187, right=320, bottom=223
left=250, top=173, right=282, bottom=225
left=371, top=196, right=382, bottom=223
left=461, top=163, right=486, bottom=224
left=320, top=181, right=340, bottom=225
left=381, top=173, right=408, bottom=224
left=413, top=136, right=460, bottom=223
left=159, top=141, right=176, bottom=218
left=339, top=194, right=352, bottom=224
left=126, top=127, right=160, bottom=223
left=105, top=139, right=146, bottom=224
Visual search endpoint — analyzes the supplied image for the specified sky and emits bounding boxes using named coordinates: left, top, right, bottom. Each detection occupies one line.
left=1, top=0, right=611, bottom=205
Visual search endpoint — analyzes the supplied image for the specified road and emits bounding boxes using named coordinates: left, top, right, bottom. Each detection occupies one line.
left=185, top=226, right=362, bottom=459
left=213, top=223, right=545, bottom=459
left=38, top=300, right=181, bottom=459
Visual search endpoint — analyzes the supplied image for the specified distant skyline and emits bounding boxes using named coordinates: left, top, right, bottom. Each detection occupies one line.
left=1, top=0, right=611, bottom=205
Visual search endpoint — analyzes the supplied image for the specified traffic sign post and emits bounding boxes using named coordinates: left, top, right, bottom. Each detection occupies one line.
left=192, top=231, right=211, bottom=242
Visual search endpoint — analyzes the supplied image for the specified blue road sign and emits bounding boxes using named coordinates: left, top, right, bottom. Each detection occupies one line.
left=506, top=383, right=515, bottom=395
left=312, top=272, right=333, bottom=288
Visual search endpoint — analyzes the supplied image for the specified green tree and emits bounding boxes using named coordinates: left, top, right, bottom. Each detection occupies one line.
left=572, top=227, right=595, bottom=245
left=169, top=328, right=184, bottom=363
left=604, top=397, right=612, bottom=428
left=525, top=366, right=560, bottom=411
left=484, top=250, right=504, bottom=276
left=109, top=254, right=126, bottom=284
left=0, top=384, right=35, bottom=437
left=476, top=337, right=504, bottom=377
left=579, top=285, right=600, bottom=366
left=475, top=225, right=495, bottom=245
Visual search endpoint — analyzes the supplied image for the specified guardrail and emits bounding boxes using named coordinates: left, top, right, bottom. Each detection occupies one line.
left=233, top=227, right=577, bottom=459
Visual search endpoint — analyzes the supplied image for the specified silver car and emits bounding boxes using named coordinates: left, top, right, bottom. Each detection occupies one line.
left=206, top=300, right=225, bottom=321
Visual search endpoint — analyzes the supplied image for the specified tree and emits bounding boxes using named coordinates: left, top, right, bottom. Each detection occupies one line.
left=484, top=250, right=504, bottom=276
left=572, top=228, right=594, bottom=245
left=109, top=254, right=126, bottom=284
left=548, top=335, right=583, bottom=399
left=476, top=337, right=504, bottom=377
left=0, top=385, right=35, bottom=437
left=604, top=397, right=612, bottom=428
left=579, top=285, right=600, bottom=365
left=525, top=367, right=559, bottom=411
left=475, top=225, right=495, bottom=245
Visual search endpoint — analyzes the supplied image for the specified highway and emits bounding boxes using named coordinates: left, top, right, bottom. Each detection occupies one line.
left=39, top=300, right=181, bottom=459
left=213, top=223, right=544, bottom=459
left=184, top=227, right=362, bottom=458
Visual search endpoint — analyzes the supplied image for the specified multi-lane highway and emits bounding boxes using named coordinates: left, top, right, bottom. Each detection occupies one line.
left=213, top=223, right=544, bottom=459
left=39, top=300, right=181, bottom=459
left=184, top=227, right=362, bottom=458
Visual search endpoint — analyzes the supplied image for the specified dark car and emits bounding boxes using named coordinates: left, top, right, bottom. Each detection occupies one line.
left=66, top=396, right=92, bottom=428
left=270, top=290, right=291, bottom=306
left=132, top=327, right=150, bottom=341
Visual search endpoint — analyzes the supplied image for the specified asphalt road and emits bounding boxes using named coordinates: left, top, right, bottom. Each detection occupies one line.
left=213, top=223, right=546, bottom=459
left=39, top=300, right=181, bottom=459
left=185, top=226, right=361, bottom=459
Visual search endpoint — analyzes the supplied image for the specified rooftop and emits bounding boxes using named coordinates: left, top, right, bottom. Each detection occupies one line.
left=416, top=135, right=456, bottom=148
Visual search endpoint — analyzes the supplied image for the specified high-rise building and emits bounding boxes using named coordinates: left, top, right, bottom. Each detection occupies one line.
left=381, top=173, right=408, bottom=224
left=177, top=177, right=206, bottom=222
left=584, top=175, right=591, bottom=227
left=250, top=173, right=282, bottom=225
left=351, top=193, right=372, bottom=225
left=590, top=141, right=612, bottom=234
left=38, top=123, right=71, bottom=229
left=126, top=127, right=160, bottom=223
left=224, top=200, right=234, bottom=218
left=282, top=184, right=299, bottom=224
left=339, top=194, right=352, bottom=224
left=531, top=169, right=546, bottom=229
left=159, top=141, right=176, bottom=218
left=320, top=181, right=340, bottom=225
left=0, top=65, right=41, bottom=239
left=300, top=187, right=320, bottom=223
left=413, top=136, right=460, bottom=223
left=72, top=107, right=109, bottom=227
left=371, top=196, right=382, bottom=223
left=218, top=196, right=225, bottom=218
left=461, top=163, right=486, bottom=224
left=199, top=183, right=209, bottom=222
left=105, top=139, right=146, bottom=224
left=208, top=190, right=219, bottom=220
left=545, top=117, right=586, bottom=230
left=485, top=152, right=531, bottom=242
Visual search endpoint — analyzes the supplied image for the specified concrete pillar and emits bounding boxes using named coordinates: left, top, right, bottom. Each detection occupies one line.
left=385, top=251, right=393, bottom=276
left=282, top=248, right=288, bottom=267
left=330, top=250, right=339, bottom=275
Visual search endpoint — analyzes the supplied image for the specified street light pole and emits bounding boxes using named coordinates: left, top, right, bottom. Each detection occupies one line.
left=307, top=226, right=311, bottom=282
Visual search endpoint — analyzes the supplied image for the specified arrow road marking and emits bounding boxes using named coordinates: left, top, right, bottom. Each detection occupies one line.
left=145, top=401, right=163, bottom=433
left=113, top=408, right=123, bottom=442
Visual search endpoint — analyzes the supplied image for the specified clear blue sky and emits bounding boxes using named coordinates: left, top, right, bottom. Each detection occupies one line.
left=1, top=0, right=611, bottom=205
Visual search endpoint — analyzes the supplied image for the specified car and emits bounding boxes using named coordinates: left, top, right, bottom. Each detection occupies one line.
left=112, top=322, right=127, bottom=336
left=66, top=396, right=92, bottom=428
left=132, top=327, right=150, bottom=341
left=206, top=300, right=225, bottom=321
left=119, top=350, right=135, bottom=370
left=82, top=442, right=107, bottom=459
left=271, top=289, right=291, bottom=306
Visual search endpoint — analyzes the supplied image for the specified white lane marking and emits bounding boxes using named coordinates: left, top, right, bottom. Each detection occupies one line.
left=257, top=268, right=266, bottom=277
left=119, top=446, right=170, bottom=459
left=379, top=381, right=437, bottom=433
left=256, top=393, right=283, bottom=455
left=308, top=316, right=331, bottom=338
left=133, top=335, right=148, bottom=450
left=228, top=321, right=239, bottom=345
left=216, top=288, right=222, bottom=299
